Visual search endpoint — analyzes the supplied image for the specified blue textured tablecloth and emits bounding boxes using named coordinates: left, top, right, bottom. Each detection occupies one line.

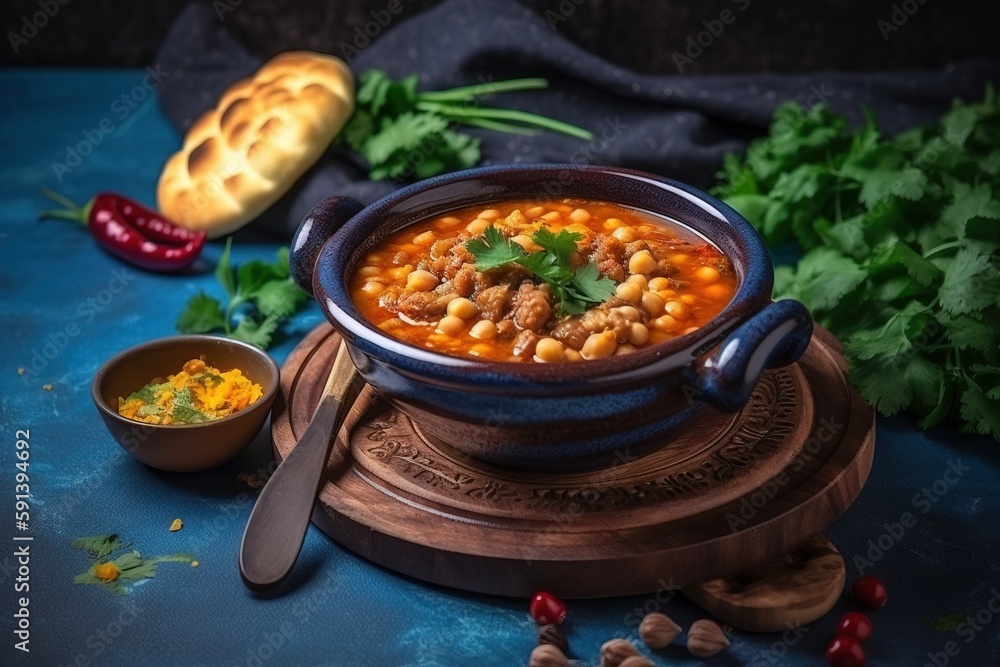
left=2, top=69, right=999, bottom=667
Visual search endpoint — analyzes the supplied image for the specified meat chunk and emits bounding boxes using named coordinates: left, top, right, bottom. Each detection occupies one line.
left=451, top=265, right=476, bottom=297
left=551, top=317, right=589, bottom=350
left=378, top=286, right=403, bottom=313
left=512, top=281, right=552, bottom=333
left=397, top=291, right=441, bottom=321
left=512, top=330, right=538, bottom=357
left=588, top=234, right=626, bottom=281
left=496, top=319, right=517, bottom=341
left=475, top=285, right=512, bottom=322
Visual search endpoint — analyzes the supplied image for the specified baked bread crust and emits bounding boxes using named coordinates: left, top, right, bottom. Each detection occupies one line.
left=157, top=51, right=354, bottom=238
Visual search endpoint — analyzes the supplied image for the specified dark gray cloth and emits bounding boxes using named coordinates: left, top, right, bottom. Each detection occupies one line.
left=155, top=0, right=1000, bottom=239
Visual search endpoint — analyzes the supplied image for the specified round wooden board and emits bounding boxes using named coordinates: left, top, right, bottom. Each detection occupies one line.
left=271, top=324, right=874, bottom=598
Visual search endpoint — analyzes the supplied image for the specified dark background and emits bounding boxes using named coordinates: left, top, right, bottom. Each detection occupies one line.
left=3, top=0, right=998, bottom=74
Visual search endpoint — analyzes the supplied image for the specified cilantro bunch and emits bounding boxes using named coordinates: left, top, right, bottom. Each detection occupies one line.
left=466, top=226, right=616, bottom=315
left=176, top=238, right=308, bottom=349
left=714, top=87, right=1000, bottom=440
left=341, top=70, right=593, bottom=180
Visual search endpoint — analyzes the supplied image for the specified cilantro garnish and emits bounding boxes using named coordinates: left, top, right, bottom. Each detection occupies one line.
left=72, top=534, right=195, bottom=595
left=340, top=70, right=593, bottom=181
left=714, top=85, right=1000, bottom=441
left=466, top=226, right=616, bottom=316
left=176, top=239, right=308, bottom=350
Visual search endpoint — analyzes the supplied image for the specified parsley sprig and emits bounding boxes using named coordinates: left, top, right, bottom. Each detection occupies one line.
left=466, top=226, right=616, bottom=316
left=714, top=86, right=1000, bottom=440
left=175, top=238, right=308, bottom=349
left=341, top=70, right=593, bottom=181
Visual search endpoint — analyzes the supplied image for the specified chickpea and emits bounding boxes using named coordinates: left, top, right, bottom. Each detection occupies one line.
left=581, top=331, right=617, bottom=359
left=680, top=294, right=697, bottom=305
left=647, top=277, right=671, bottom=291
left=612, top=226, right=635, bottom=243
left=478, top=208, right=501, bottom=221
left=567, top=208, right=591, bottom=223
left=412, top=230, right=436, bottom=246
left=628, top=250, right=657, bottom=275
left=435, top=315, right=465, bottom=336
left=357, top=265, right=381, bottom=278
left=525, top=205, right=546, bottom=218
left=446, top=297, right=478, bottom=319
left=694, top=266, right=720, bottom=283
left=534, top=338, right=566, bottom=363
left=613, top=305, right=642, bottom=321
left=564, top=348, right=582, bottom=362
left=641, top=291, right=665, bottom=317
left=616, top=282, right=642, bottom=303
left=664, top=300, right=688, bottom=319
left=511, top=234, right=543, bottom=253
left=406, top=269, right=440, bottom=291
left=669, top=253, right=689, bottom=265
left=360, top=281, right=387, bottom=297
left=604, top=217, right=626, bottom=229
left=390, top=264, right=414, bottom=280
left=469, top=320, right=497, bottom=340
left=466, top=218, right=490, bottom=235
left=628, top=322, right=650, bottom=346
left=614, top=343, right=637, bottom=356
left=702, top=283, right=732, bottom=300
left=626, top=274, right=648, bottom=290
left=651, top=314, right=679, bottom=332
left=439, top=216, right=461, bottom=226
left=542, top=211, right=562, bottom=222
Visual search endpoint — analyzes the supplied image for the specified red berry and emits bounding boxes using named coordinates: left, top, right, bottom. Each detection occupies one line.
left=836, top=611, right=873, bottom=643
left=852, top=576, right=888, bottom=609
left=529, top=591, right=567, bottom=625
left=826, top=635, right=866, bottom=667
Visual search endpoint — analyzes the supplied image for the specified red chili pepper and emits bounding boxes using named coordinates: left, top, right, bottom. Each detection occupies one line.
left=39, top=188, right=206, bottom=272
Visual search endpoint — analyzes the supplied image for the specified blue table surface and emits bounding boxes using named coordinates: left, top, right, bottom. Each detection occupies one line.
left=1, top=69, right=999, bottom=667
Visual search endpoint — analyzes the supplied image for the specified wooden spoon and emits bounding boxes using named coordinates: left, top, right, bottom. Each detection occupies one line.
left=239, top=343, right=365, bottom=591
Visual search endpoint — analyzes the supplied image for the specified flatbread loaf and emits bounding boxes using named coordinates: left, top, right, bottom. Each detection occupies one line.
left=157, top=51, right=354, bottom=238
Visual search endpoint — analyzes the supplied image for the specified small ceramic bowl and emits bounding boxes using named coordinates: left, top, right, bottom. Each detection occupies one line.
left=290, top=164, right=813, bottom=470
left=92, top=335, right=280, bottom=472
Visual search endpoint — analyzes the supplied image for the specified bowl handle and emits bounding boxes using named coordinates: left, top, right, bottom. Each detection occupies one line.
left=289, top=196, right=365, bottom=297
left=688, top=299, right=813, bottom=411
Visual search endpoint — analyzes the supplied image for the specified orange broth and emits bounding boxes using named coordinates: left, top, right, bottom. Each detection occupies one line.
left=349, top=199, right=738, bottom=362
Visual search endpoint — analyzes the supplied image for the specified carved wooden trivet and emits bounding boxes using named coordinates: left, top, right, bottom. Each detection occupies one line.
left=271, top=324, right=874, bottom=599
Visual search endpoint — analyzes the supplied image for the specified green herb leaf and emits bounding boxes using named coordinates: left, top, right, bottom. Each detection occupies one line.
left=232, top=315, right=281, bottom=350
left=71, top=534, right=124, bottom=560
left=566, top=262, right=617, bottom=304
left=255, top=279, right=309, bottom=319
left=176, top=291, right=226, bottom=334
left=215, top=237, right=236, bottom=298
left=466, top=226, right=526, bottom=271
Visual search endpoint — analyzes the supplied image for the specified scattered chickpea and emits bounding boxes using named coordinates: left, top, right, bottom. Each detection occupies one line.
left=664, top=300, right=687, bottom=319
left=525, top=205, right=546, bottom=218
left=359, top=281, right=387, bottom=297
left=680, top=294, right=697, bottom=305
left=626, top=274, right=648, bottom=290
left=512, top=234, right=544, bottom=253
left=669, top=253, right=689, bottom=265
left=542, top=211, right=562, bottom=221
left=612, top=226, right=635, bottom=243
left=478, top=208, right=501, bottom=221
left=614, top=306, right=642, bottom=321
left=581, top=331, right=617, bottom=359
left=615, top=343, right=637, bottom=355
left=616, top=282, right=642, bottom=304
left=647, top=277, right=671, bottom=291
left=447, top=297, right=479, bottom=319
left=439, top=216, right=461, bottom=226
left=406, top=269, right=440, bottom=291
left=357, top=265, right=381, bottom=278
left=412, top=230, right=436, bottom=246
left=628, top=250, right=657, bottom=275
left=569, top=208, right=592, bottom=223
left=564, top=348, right=582, bottom=362
left=469, top=320, right=498, bottom=340
left=651, top=314, right=679, bottom=331
left=534, top=338, right=566, bottom=363
left=604, top=217, right=626, bottom=229
left=694, top=266, right=720, bottom=283
left=628, top=322, right=650, bottom=346
left=641, top=291, right=665, bottom=317
left=435, top=315, right=465, bottom=336
left=466, top=218, right=490, bottom=235
left=702, top=283, right=731, bottom=300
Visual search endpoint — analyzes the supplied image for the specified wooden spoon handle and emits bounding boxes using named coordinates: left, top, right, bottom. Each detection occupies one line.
left=238, top=344, right=364, bottom=591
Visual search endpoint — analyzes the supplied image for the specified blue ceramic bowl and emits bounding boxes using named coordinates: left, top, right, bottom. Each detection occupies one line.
left=291, top=164, right=812, bottom=470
